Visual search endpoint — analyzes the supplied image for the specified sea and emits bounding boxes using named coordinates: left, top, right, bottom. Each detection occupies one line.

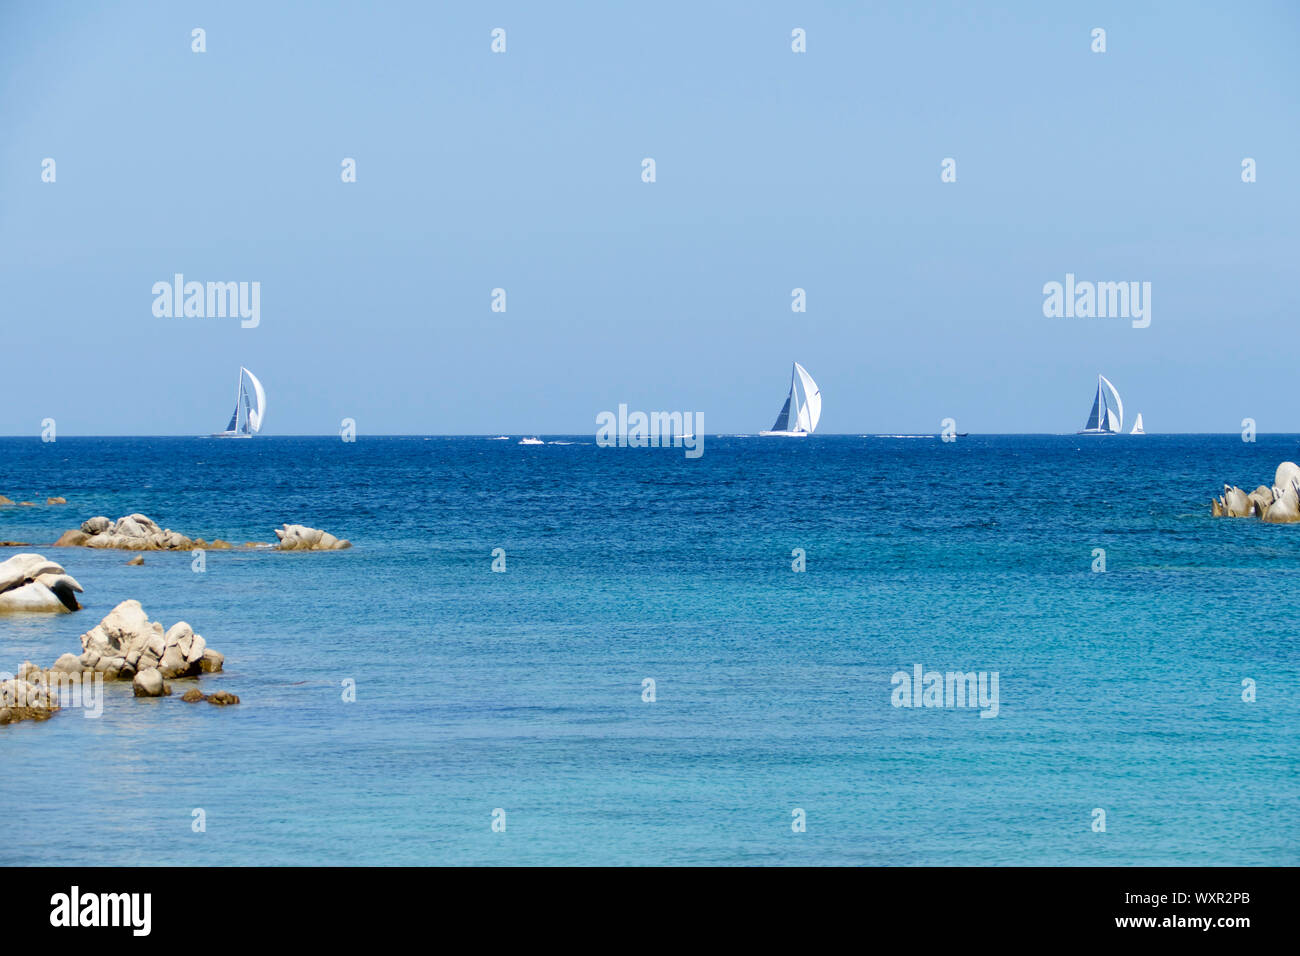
left=1, top=435, right=1296, bottom=866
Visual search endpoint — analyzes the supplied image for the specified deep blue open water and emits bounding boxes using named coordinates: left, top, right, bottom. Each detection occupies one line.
left=1, top=435, right=1296, bottom=865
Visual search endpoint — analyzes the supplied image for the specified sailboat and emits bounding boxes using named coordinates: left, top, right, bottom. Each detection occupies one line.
left=211, top=367, right=267, bottom=438
left=1130, top=413, right=1145, bottom=435
left=1077, top=374, right=1123, bottom=436
left=760, top=362, right=822, bottom=437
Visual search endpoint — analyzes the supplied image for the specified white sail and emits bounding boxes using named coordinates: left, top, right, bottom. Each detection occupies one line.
left=1099, top=375, right=1123, bottom=433
left=243, top=367, right=267, bottom=433
left=1131, top=413, right=1144, bottom=435
left=795, top=362, right=821, bottom=433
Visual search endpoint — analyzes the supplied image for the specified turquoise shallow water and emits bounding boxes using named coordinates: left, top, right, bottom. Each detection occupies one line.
left=1, top=435, right=1296, bottom=865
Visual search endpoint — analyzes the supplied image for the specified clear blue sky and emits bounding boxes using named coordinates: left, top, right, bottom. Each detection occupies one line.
left=2, top=1, right=1297, bottom=435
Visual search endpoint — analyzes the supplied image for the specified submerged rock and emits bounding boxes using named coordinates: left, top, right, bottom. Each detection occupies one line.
left=47, top=497, right=67, bottom=505
left=180, top=688, right=240, bottom=705
left=0, top=677, right=59, bottom=725
left=0, top=553, right=84, bottom=613
left=274, top=524, right=351, bottom=551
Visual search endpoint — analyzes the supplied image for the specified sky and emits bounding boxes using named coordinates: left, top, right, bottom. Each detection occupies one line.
left=1, top=1, right=1297, bottom=435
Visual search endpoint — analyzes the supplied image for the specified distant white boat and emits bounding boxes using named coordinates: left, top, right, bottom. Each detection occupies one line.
left=1077, top=374, right=1123, bottom=435
left=491, top=436, right=510, bottom=441
left=760, top=362, right=821, bottom=437
left=518, top=437, right=544, bottom=445
left=211, top=367, right=266, bottom=438
left=1130, top=413, right=1144, bottom=435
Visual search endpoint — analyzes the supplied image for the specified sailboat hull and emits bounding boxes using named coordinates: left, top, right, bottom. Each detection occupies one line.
left=209, top=432, right=254, bottom=439
left=1075, top=429, right=1119, bottom=436
left=759, top=430, right=809, bottom=437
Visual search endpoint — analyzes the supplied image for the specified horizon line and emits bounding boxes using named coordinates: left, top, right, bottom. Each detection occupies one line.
left=1, top=432, right=1297, bottom=440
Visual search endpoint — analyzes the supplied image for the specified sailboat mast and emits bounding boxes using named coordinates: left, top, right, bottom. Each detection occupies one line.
left=790, top=364, right=802, bottom=431
left=232, top=369, right=244, bottom=434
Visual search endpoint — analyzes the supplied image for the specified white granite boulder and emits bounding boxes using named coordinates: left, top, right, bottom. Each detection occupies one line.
left=274, top=523, right=351, bottom=551
left=75, top=600, right=224, bottom=681
left=0, top=553, right=84, bottom=613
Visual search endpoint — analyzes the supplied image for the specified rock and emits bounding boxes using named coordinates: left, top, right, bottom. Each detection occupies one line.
left=209, top=539, right=231, bottom=550
left=157, top=643, right=189, bottom=679
left=199, top=649, right=224, bottom=673
left=0, top=495, right=13, bottom=506
left=0, top=553, right=84, bottom=613
left=52, top=529, right=90, bottom=547
left=47, top=497, right=67, bottom=505
left=1247, top=486, right=1274, bottom=516
left=0, top=676, right=59, bottom=724
left=1275, top=461, right=1300, bottom=491
left=17, top=661, right=42, bottom=682
left=18, top=501, right=35, bottom=507
left=126, top=555, right=144, bottom=566
left=51, top=653, right=82, bottom=673
left=81, top=517, right=112, bottom=535
left=1212, top=464, right=1300, bottom=523
left=166, top=622, right=194, bottom=659
left=181, top=688, right=205, bottom=702
left=1262, top=481, right=1300, bottom=524
left=59, top=514, right=199, bottom=551
left=207, top=691, right=240, bottom=706
left=1222, top=485, right=1252, bottom=517
left=73, top=600, right=224, bottom=683
left=274, top=523, right=351, bottom=551
left=132, top=668, right=169, bottom=698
